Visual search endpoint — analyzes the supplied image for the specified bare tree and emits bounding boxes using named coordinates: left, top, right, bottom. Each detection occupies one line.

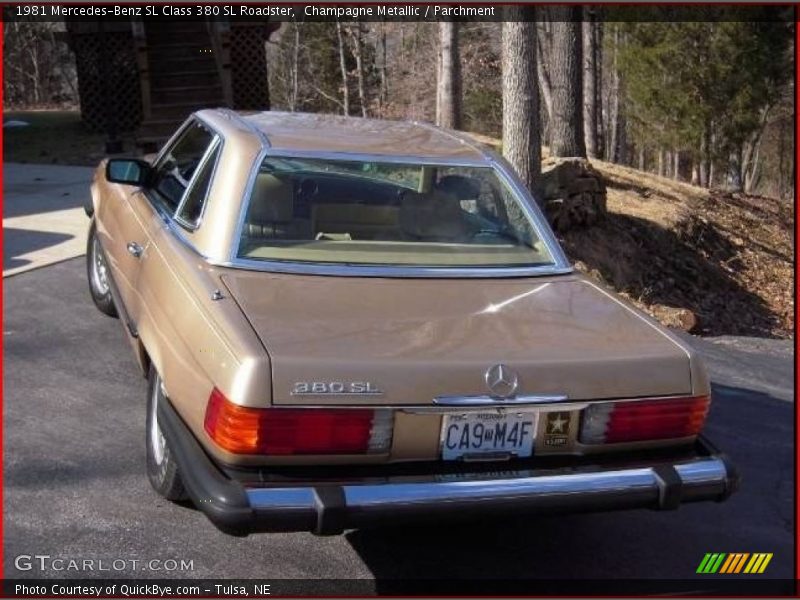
left=673, top=148, right=680, bottom=180
left=348, top=24, right=368, bottom=118
left=379, top=23, right=388, bottom=114
left=436, top=20, right=462, bottom=129
left=335, top=21, right=350, bottom=116
left=502, top=7, right=541, bottom=198
left=699, top=120, right=711, bottom=187
left=594, top=18, right=605, bottom=158
left=741, top=105, right=772, bottom=193
left=606, top=24, right=623, bottom=163
left=582, top=8, right=600, bottom=158
left=549, top=6, right=586, bottom=157
left=289, top=22, right=300, bottom=111
left=535, top=22, right=553, bottom=122
left=4, top=21, right=78, bottom=108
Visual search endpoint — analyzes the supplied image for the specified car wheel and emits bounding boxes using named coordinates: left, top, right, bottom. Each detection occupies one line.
left=86, top=221, right=118, bottom=318
left=146, top=366, right=187, bottom=502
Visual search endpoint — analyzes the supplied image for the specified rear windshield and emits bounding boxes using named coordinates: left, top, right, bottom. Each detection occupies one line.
left=235, top=157, right=555, bottom=269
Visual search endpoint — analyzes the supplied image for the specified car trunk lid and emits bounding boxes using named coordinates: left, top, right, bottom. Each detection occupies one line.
left=220, top=272, right=692, bottom=405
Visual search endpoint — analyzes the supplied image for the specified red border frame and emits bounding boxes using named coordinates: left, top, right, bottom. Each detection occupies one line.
left=0, top=1, right=795, bottom=596
left=794, top=2, right=799, bottom=592
left=1, top=0, right=6, bottom=583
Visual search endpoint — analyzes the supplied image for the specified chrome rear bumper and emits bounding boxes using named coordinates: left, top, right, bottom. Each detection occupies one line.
left=245, top=455, right=735, bottom=534
left=158, top=397, right=738, bottom=536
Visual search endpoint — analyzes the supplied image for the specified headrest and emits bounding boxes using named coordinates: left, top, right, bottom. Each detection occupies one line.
left=435, top=175, right=481, bottom=200
left=399, top=189, right=469, bottom=241
left=248, top=173, right=293, bottom=223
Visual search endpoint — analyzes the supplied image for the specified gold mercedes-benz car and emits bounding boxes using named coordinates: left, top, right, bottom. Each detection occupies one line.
left=86, top=109, right=737, bottom=536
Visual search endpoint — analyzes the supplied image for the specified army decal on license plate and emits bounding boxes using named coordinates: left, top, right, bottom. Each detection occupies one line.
left=543, top=411, right=572, bottom=447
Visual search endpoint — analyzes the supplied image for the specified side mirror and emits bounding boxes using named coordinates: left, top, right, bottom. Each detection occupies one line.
left=106, top=159, right=152, bottom=187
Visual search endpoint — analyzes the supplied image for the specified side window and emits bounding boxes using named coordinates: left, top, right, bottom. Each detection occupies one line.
left=151, top=122, right=215, bottom=212
left=177, top=144, right=220, bottom=228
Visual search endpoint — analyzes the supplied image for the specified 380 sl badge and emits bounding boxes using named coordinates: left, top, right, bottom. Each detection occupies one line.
left=291, top=381, right=383, bottom=396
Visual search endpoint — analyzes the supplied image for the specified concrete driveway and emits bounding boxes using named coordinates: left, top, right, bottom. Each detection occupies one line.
left=3, top=163, right=93, bottom=277
left=2, top=257, right=794, bottom=594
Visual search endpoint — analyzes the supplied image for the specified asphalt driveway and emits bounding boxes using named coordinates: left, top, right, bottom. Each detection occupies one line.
left=3, top=257, right=794, bottom=593
left=3, top=164, right=93, bottom=277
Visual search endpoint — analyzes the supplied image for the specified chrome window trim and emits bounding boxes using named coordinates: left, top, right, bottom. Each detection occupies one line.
left=226, top=147, right=574, bottom=278
left=151, top=117, right=194, bottom=171
left=144, top=117, right=217, bottom=218
left=212, top=257, right=574, bottom=279
left=174, top=135, right=223, bottom=232
left=137, top=114, right=229, bottom=257
left=258, top=148, right=489, bottom=167
left=144, top=112, right=574, bottom=276
left=228, top=145, right=270, bottom=263
left=489, top=153, right=572, bottom=269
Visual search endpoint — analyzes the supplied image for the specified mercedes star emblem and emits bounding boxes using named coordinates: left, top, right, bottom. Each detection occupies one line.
left=485, top=364, right=519, bottom=399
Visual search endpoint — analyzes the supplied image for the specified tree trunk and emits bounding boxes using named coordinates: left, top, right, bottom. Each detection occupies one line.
left=435, top=23, right=442, bottom=123
left=549, top=7, right=585, bottom=157
left=535, top=21, right=553, bottom=122
left=350, top=24, right=368, bottom=118
left=502, top=7, right=541, bottom=199
left=607, top=25, right=621, bottom=162
left=595, top=18, right=605, bottom=158
left=673, top=149, right=680, bottom=181
left=637, top=147, right=645, bottom=170
left=728, top=149, right=743, bottom=192
left=379, top=23, right=388, bottom=113
left=741, top=106, right=771, bottom=193
left=709, top=158, right=716, bottom=188
left=616, top=106, right=627, bottom=164
left=582, top=9, right=599, bottom=158
left=335, top=21, right=350, bottom=116
left=697, top=130, right=709, bottom=188
left=436, top=20, right=462, bottom=129
left=289, top=22, right=300, bottom=112
left=745, top=144, right=762, bottom=194
left=699, top=124, right=710, bottom=187
left=657, top=149, right=665, bottom=177
left=778, top=118, right=792, bottom=200
left=744, top=138, right=764, bottom=194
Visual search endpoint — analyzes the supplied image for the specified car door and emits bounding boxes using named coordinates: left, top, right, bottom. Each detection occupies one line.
left=113, top=120, right=218, bottom=332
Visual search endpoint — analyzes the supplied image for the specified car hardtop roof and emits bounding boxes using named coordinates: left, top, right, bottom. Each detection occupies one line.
left=203, top=109, right=492, bottom=162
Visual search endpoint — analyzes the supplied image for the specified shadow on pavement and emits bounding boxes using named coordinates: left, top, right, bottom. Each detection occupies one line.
left=3, top=227, right=73, bottom=271
left=3, top=162, right=93, bottom=219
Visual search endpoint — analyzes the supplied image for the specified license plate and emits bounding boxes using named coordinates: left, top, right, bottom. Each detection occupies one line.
left=440, top=412, right=537, bottom=461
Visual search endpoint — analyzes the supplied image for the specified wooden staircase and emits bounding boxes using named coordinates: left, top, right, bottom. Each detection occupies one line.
left=134, top=20, right=232, bottom=151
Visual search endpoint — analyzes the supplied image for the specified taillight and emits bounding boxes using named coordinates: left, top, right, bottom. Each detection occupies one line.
left=203, top=388, right=394, bottom=455
left=580, top=395, right=710, bottom=444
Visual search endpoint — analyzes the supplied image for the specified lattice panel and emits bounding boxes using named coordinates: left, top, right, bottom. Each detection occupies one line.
left=230, top=26, right=270, bottom=110
left=71, top=32, right=141, bottom=133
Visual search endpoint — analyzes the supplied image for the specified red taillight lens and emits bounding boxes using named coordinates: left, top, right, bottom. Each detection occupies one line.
left=203, top=388, right=392, bottom=455
left=580, top=395, right=710, bottom=444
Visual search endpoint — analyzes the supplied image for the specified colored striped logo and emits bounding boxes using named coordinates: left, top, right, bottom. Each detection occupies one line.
left=697, top=553, right=773, bottom=574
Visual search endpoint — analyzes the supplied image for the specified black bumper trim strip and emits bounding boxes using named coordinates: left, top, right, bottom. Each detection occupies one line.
left=652, top=465, right=683, bottom=510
